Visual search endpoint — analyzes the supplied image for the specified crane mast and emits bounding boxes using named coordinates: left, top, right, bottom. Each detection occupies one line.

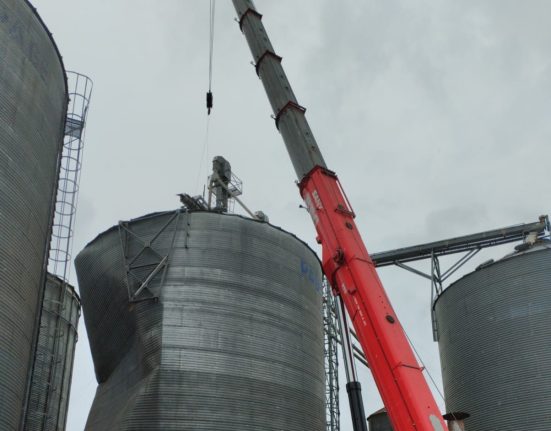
left=232, top=1, right=448, bottom=430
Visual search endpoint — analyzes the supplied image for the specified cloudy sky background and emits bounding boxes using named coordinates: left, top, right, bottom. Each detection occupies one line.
left=31, top=1, right=551, bottom=429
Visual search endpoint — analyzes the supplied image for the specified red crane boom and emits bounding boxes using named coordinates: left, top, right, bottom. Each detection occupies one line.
left=232, top=1, right=448, bottom=430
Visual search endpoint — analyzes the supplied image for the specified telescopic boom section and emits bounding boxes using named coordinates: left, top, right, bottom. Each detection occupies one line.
left=232, top=2, right=448, bottom=431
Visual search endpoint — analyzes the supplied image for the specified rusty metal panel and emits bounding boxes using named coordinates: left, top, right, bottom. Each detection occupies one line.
left=435, top=243, right=551, bottom=431
left=76, top=211, right=325, bottom=431
left=0, top=1, right=67, bottom=429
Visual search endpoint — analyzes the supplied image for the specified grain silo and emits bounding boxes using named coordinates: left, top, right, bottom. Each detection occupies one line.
left=434, top=240, right=551, bottom=430
left=0, top=1, right=68, bottom=429
left=24, top=274, right=81, bottom=431
left=75, top=209, right=326, bottom=431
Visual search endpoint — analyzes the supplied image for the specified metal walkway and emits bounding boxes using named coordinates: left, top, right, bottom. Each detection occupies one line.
left=371, top=216, right=549, bottom=267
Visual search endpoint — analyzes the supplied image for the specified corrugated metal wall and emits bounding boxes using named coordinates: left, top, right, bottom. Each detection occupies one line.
left=76, top=210, right=326, bottom=430
left=24, top=274, right=80, bottom=431
left=367, top=409, right=394, bottom=431
left=0, top=1, right=67, bottom=429
left=435, top=243, right=551, bottom=431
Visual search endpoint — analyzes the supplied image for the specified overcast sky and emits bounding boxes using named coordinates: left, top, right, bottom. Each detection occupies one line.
left=30, top=1, right=551, bottom=430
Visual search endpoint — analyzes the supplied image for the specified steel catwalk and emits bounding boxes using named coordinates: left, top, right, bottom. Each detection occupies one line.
left=0, top=1, right=68, bottom=429
left=76, top=211, right=325, bottom=431
left=434, top=242, right=551, bottom=430
left=24, top=274, right=80, bottom=431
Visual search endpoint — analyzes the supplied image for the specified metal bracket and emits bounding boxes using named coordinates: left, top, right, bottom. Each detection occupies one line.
left=118, top=211, right=182, bottom=302
left=238, top=8, right=263, bottom=31
left=255, top=50, right=282, bottom=76
left=275, top=101, right=306, bottom=129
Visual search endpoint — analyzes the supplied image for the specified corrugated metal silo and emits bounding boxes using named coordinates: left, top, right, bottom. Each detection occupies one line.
left=75, top=210, right=326, bottom=431
left=0, top=1, right=68, bottom=428
left=25, top=274, right=80, bottom=431
left=367, top=408, right=393, bottom=431
left=434, top=241, right=551, bottom=430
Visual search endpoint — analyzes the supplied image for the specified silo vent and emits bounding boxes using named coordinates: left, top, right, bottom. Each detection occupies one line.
left=254, top=211, right=269, bottom=222
left=475, top=259, right=494, bottom=270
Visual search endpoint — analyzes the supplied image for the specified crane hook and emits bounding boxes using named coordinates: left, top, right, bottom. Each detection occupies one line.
left=206, top=91, right=213, bottom=115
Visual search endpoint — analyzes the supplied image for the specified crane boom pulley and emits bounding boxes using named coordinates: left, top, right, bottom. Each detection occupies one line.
left=232, top=1, right=449, bottom=430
